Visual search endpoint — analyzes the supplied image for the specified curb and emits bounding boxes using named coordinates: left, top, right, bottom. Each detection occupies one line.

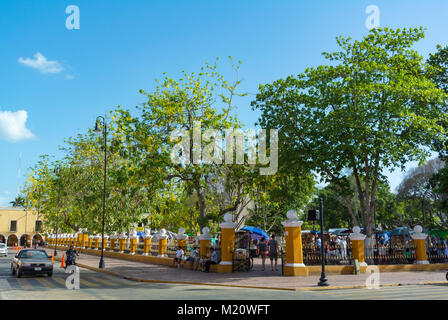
left=51, top=256, right=296, bottom=291
left=68, top=261, right=448, bottom=292
left=49, top=251, right=447, bottom=292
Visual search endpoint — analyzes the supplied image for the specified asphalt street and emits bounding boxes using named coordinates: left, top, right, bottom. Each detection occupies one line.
left=1, top=253, right=447, bottom=300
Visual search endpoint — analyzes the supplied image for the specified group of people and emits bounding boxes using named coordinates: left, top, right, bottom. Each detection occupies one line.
left=428, top=236, right=448, bottom=261
left=250, top=234, right=279, bottom=271
left=173, top=245, right=219, bottom=272
left=172, top=233, right=281, bottom=272
left=305, top=233, right=350, bottom=262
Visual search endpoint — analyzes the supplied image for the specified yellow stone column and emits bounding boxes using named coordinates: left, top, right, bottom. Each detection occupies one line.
left=281, top=210, right=307, bottom=276
left=129, top=230, right=138, bottom=255
left=412, top=225, right=429, bottom=264
left=157, top=229, right=168, bottom=257
left=199, top=227, right=211, bottom=259
left=110, top=234, right=118, bottom=251
left=93, top=235, right=100, bottom=249
left=76, top=231, right=82, bottom=248
left=349, top=226, right=367, bottom=269
left=176, top=228, right=189, bottom=252
left=119, top=233, right=127, bottom=253
left=143, top=234, right=152, bottom=256
left=218, top=213, right=236, bottom=273
left=81, top=233, right=89, bottom=249
left=101, top=235, right=109, bottom=251
left=88, top=236, right=94, bottom=249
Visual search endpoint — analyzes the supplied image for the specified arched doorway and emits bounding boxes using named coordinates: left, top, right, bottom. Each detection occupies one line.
left=0, top=234, right=5, bottom=244
left=32, top=234, right=43, bottom=247
left=7, top=234, right=18, bottom=247
left=20, top=234, right=29, bottom=247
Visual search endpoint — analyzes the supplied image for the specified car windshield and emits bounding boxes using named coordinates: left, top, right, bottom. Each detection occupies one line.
left=20, top=250, right=49, bottom=259
left=0, top=244, right=6, bottom=248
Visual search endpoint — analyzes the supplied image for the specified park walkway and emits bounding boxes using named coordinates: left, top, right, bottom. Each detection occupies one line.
left=43, top=248, right=448, bottom=290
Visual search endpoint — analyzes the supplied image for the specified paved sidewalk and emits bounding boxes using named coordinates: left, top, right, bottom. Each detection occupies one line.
left=45, top=249, right=448, bottom=290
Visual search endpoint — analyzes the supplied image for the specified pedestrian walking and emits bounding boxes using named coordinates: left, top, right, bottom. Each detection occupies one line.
left=258, top=237, right=269, bottom=271
left=268, top=234, right=279, bottom=271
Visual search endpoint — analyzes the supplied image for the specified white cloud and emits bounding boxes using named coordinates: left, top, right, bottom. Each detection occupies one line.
left=0, top=110, right=35, bottom=142
left=18, top=52, right=63, bottom=74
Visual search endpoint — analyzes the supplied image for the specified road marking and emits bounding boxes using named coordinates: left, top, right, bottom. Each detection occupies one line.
left=318, top=286, right=435, bottom=295
left=88, top=276, right=138, bottom=287
left=79, top=278, right=101, bottom=288
left=0, top=279, right=12, bottom=290
left=0, top=279, right=15, bottom=300
left=52, top=277, right=68, bottom=287
left=17, top=278, right=34, bottom=290
left=322, top=289, right=448, bottom=298
left=87, top=276, right=122, bottom=287
left=35, top=277, right=59, bottom=289
left=319, top=287, right=448, bottom=300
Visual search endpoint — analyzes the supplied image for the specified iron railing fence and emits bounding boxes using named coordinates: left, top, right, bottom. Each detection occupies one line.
left=58, top=238, right=448, bottom=266
left=302, top=244, right=353, bottom=265
left=427, top=245, right=448, bottom=263
left=364, top=243, right=416, bottom=265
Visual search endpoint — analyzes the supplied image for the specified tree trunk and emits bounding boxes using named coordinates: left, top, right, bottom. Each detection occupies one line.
left=196, top=183, right=207, bottom=231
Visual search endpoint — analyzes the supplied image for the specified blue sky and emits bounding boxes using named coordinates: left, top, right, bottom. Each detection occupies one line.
left=1, top=0, right=447, bottom=205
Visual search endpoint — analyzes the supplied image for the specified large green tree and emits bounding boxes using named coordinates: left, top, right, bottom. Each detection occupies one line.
left=113, top=59, right=254, bottom=230
left=252, top=27, right=448, bottom=246
left=427, top=44, right=448, bottom=218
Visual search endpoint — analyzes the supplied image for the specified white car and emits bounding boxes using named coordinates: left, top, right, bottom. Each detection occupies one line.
left=0, top=243, right=8, bottom=257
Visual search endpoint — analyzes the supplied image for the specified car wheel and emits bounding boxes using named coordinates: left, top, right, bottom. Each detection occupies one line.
left=47, top=272, right=53, bottom=277
left=17, top=268, right=22, bottom=278
left=446, top=272, right=448, bottom=281
left=11, top=265, right=16, bottom=275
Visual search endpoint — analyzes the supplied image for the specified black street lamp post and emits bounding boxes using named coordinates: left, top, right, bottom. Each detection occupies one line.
left=94, top=116, right=107, bottom=269
left=318, top=197, right=329, bottom=286
left=54, top=165, right=61, bottom=257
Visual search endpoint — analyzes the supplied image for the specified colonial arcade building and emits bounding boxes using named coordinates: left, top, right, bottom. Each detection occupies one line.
left=0, top=207, right=43, bottom=247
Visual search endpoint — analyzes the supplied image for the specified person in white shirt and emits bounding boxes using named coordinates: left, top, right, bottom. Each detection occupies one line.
left=173, top=246, right=184, bottom=268
left=204, top=247, right=218, bottom=272
left=338, top=236, right=347, bottom=260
